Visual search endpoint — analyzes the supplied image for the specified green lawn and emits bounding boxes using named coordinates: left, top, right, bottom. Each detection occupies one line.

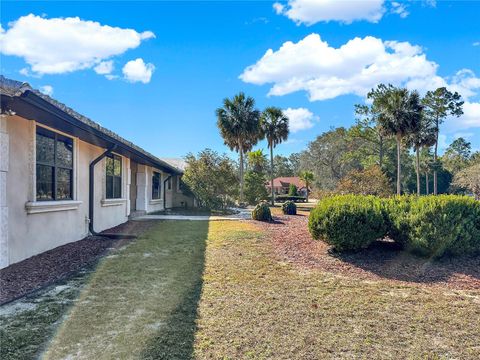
left=1, top=219, right=479, bottom=359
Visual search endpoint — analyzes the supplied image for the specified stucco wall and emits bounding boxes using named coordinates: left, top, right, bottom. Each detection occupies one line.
left=5, top=115, right=129, bottom=267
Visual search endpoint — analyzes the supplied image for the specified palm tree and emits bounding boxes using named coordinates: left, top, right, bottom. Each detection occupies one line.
left=299, top=171, right=314, bottom=202
left=260, top=107, right=289, bottom=205
left=247, top=149, right=267, bottom=174
left=216, top=92, right=261, bottom=203
left=406, top=115, right=436, bottom=195
left=422, top=87, right=463, bottom=194
left=368, top=84, right=422, bottom=195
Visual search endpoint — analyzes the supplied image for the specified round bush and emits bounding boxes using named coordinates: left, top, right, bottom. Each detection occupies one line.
left=403, top=195, right=480, bottom=258
left=308, top=195, right=387, bottom=251
left=252, top=201, right=272, bottom=221
left=282, top=200, right=297, bottom=215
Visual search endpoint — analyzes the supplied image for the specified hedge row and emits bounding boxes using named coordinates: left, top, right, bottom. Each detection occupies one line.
left=275, top=195, right=306, bottom=203
left=308, top=195, right=480, bottom=258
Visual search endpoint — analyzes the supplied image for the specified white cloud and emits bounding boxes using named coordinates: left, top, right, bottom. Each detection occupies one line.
left=473, top=41, right=480, bottom=47
left=453, top=132, right=474, bottom=139
left=39, top=85, right=53, bottom=96
left=391, top=2, right=409, bottom=18
left=241, top=33, right=480, bottom=132
left=94, top=60, right=114, bottom=75
left=0, top=14, right=155, bottom=76
left=273, top=0, right=386, bottom=25
left=240, top=34, right=438, bottom=101
left=283, top=107, right=319, bottom=133
left=122, top=58, right=155, bottom=84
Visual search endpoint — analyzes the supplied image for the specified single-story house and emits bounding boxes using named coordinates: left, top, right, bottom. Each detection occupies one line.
left=266, top=177, right=309, bottom=196
left=0, top=76, right=193, bottom=269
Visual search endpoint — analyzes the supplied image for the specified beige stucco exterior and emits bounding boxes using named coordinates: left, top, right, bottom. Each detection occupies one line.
left=0, top=114, right=186, bottom=268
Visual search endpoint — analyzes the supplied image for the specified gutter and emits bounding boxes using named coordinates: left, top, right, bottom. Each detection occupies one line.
left=18, top=92, right=181, bottom=175
left=89, top=145, right=135, bottom=239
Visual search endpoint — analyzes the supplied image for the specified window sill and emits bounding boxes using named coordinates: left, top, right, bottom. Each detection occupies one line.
left=25, top=200, right=82, bottom=214
left=149, top=199, right=163, bottom=205
left=101, top=198, right=127, bottom=207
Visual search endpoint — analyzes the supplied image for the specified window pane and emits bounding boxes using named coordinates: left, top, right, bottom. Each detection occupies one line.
left=152, top=172, right=160, bottom=199
left=56, top=168, right=72, bottom=200
left=36, top=164, right=54, bottom=200
left=113, top=156, right=121, bottom=176
left=36, top=132, right=55, bottom=165
left=57, top=138, right=73, bottom=168
left=106, top=157, right=114, bottom=176
left=113, top=176, right=122, bottom=199
left=106, top=175, right=114, bottom=199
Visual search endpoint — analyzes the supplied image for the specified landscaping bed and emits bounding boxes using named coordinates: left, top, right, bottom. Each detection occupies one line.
left=257, top=213, right=480, bottom=290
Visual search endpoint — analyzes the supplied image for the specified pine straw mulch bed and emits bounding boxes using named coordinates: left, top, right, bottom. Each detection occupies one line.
left=0, top=220, right=158, bottom=305
left=255, top=214, right=480, bottom=290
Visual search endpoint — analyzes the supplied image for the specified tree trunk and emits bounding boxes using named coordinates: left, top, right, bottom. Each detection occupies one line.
left=396, top=133, right=402, bottom=195
left=379, top=135, right=384, bottom=169
left=239, top=144, right=244, bottom=204
left=425, top=172, right=429, bottom=195
left=270, top=144, right=274, bottom=206
left=306, top=180, right=309, bottom=203
left=433, top=119, right=439, bottom=195
left=416, top=146, right=421, bottom=195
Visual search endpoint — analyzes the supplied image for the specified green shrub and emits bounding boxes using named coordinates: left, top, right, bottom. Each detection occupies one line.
left=402, top=195, right=480, bottom=257
left=382, top=196, right=415, bottom=248
left=252, top=201, right=272, bottom=222
left=282, top=200, right=297, bottom=215
left=308, top=195, right=387, bottom=251
left=288, top=184, right=298, bottom=196
left=275, top=195, right=306, bottom=203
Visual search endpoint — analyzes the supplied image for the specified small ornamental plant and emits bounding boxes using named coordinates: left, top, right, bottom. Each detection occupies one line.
left=252, top=201, right=272, bottom=221
left=282, top=200, right=297, bottom=215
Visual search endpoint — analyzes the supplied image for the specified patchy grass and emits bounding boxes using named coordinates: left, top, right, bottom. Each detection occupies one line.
left=194, top=221, right=480, bottom=359
left=42, top=220, right=209, bottom=359
left=2, top=219, right=479, bottom=359
left=0, top=269, right=92, bottom=360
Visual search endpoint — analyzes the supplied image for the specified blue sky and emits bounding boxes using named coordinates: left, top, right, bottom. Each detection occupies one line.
left=1, top=1, right=479, bottom=158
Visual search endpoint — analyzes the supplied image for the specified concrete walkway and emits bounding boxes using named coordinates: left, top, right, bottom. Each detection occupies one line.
left=132, top=207, right=252, bottom=221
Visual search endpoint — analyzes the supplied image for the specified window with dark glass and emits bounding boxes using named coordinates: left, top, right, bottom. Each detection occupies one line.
left=167, top=176, right=172, bottom=190
left=152, top=172, right=161, bottom=199
left=106, top=154, right=122, bottom=199
left=36, top=127, right=73, bottom=201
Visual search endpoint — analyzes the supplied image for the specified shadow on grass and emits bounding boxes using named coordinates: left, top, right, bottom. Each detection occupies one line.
left=139, top=221, right=208, bottom=360
left=332, top=240, right=480, bottom=285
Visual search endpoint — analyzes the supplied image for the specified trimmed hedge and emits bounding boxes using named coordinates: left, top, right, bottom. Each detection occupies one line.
left=275, top=195, right=306, bottom=203
left=282, top=200, right=297, bottom=215
left=308, top=194, right=480, bottom=258
left=308, top=195, right=387, bottom=251
left=388, top=195, right=480, bottom=257
left=252, top=201, right=272, bottom=222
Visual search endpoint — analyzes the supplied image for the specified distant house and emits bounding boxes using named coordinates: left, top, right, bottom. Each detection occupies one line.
left=0, top=76, right=194, bottom=269
left=266, top=177, right=309, bottom=196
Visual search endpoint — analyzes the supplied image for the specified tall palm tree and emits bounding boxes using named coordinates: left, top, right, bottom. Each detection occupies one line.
left=260, top=107, right=289, bottom=205
left=406, top=114, right=436, bottom=195
left=369, top=84, right=422, bottom=195
left=299, top=170, right=314, bottom=202
left=216, top=93, right=261, bottom=203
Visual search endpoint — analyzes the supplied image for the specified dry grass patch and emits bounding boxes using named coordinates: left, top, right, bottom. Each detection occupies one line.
left=194, top=221, right=480, bottom=359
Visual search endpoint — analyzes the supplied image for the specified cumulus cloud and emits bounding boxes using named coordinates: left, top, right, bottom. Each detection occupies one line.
left=0, top=14, right=155, bottom=76
left=283, top=107, right=319, bottom=133
left=273, top=0, right=386, bottom=25
left=94, top=60, right=114, bottom=75
left=122, top=58, right=155, bottom=84
left=241, top=33, right=480, bottom=131
left=39, top=85, right=53, bottom=96
left=240, top=34, right=438, bottom=101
